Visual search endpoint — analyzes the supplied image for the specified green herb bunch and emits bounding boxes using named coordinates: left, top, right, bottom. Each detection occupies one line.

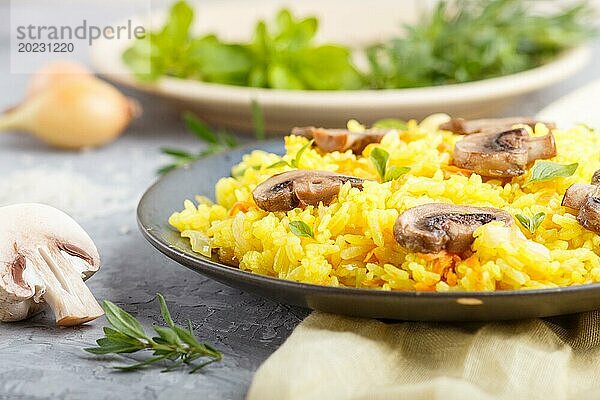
left=124, top=2, right=362, bottom=90
left=366, top=0, right=595, bottom=88
left=159, top=100, right=265, bottom=174
left=85, top=294, right=222, bottom=373
left=124, top=0, right=594, bottom=90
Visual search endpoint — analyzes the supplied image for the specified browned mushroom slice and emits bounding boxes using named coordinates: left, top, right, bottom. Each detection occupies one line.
left=578, top=194, right=600, bottom=234
left=592, top=170, right=600, bottom=185
left=562, top=170, right=600, bottom=234
left=525, top=132, right=557, bottom=162
left=562, top=184, right=597, bottom=209
left=453, top=128, right=556, bottom=178
left=292, top=126, right=387, bottom=154
left=252, top=170, right=365, bottom=212
left=439, top=117, right=556, bottom=134
left=394, top=203, right=513, bottom=254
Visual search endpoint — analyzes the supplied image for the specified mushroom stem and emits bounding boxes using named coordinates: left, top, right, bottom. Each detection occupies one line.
left=28, top=246, right=103, bottom=326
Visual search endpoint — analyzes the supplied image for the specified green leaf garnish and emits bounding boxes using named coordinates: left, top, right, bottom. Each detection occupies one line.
left=85, top=293, right=222, bottom=373
left=515, top=212, right=546, bottom=234
left=525, top=161, right=579, bottom=186
left=268, top=139, right=314, bottom=169
left=369, top=147, right=410, bottom=182
left=289, top=220, right=314, bottom=238
left=369, top=148, right=389, bottom=181
left=267, top=160, right=290, bottom=169
left=384, top=166, right=411, bottom=182
left=291, top=139, right=314, bottom=168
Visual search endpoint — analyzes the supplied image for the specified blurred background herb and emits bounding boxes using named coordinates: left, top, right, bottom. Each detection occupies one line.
left=159, top=100, right=266, bottom=174
left=124, top=0, right=595, bottom=91
left=366, top=0, right=596, bottom=89
left=124, top=2, right=362, bottom=90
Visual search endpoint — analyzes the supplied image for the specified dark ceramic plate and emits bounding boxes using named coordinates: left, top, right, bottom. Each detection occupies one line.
left=138, top=140, right=600, bottom=321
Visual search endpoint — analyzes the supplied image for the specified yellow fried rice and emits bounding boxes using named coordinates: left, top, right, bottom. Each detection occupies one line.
left=169, top=118, right=600, bottom=292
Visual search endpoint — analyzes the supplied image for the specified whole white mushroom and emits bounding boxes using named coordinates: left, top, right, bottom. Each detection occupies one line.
left=0, top=203, right=103, bottom=326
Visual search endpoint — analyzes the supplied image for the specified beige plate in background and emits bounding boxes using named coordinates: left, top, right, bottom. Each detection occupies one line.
left=91, top=0, right=592, bottom=133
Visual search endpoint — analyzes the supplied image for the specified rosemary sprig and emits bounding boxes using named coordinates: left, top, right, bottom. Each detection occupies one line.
left=85, top=294, right=222, bottom=373
left=159, top=101, right=266, bottom=174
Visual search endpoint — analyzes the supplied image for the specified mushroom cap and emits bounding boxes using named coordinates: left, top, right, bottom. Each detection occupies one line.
left=252, top=170, right=364, bottom=212
left=0, top=204, right=100, bottom=324
left=439, top=117, right=555, bottom=135
left=453, top=128, right=556, bottom=178
left=394, top=203, right=513, bottom=254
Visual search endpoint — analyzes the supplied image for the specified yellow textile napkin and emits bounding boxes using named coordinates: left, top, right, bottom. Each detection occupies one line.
left=247, top=312, right=600, bottom=400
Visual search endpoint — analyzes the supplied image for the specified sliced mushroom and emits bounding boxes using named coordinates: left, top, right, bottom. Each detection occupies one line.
left=394, top=203, right=513, bottom=254
left=252, top=170, right=364, bottom=212
left=593, top=170, right=600, bottom=185
left=562, top=184, right=597, bottom=210
left=562, top=170, right=600, bottom=234
left=439, top=117, right=556, bottom=135
left=578, top=195, right=600, bottom=234
left=0, top=204, right=103, bottom=326
left=292, top=126, right=388, bottom=154
left=453, top=128, right=557, bottom=177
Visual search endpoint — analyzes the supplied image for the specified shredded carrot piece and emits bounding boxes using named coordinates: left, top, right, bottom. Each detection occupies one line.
left=446, top=270, right=458, bottom=286
left=416, top=251, right=462, bottom=288
left=363, top=248, right=377, bottom=263
left=437, top=142, right=454, bottom=153
left=414, top=282, right=436, bottom=291
left=229, top=201, right=254, bottom=216
left=416, top=252, right=438, bottom=262
left=465, top=255, right=480, bottom=268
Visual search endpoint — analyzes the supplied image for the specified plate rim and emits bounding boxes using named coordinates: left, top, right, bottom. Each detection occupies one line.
left=137, top=139, right=600, bottom=301
left=96, top=45, right=591, bottom=107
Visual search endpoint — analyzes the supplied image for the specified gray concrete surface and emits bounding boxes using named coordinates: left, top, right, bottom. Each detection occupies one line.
left=0, top=1, right=598, bottom=399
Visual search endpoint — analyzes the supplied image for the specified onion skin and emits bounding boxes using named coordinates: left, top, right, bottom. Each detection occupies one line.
left=27, top=61, right=93, bottom=98
left=0, top=78, right=139, bottom=149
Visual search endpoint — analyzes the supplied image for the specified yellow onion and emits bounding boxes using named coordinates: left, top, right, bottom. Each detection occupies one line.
left=27, top=61, right=93, bottom=98
left=0, top=78, right=139, bottom=149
